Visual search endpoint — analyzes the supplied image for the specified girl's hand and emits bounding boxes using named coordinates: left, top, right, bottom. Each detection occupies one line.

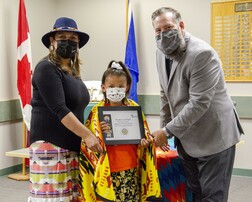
left=100, top=121, right=110, bottom=133
left=141, top=138, right=152, bottom=148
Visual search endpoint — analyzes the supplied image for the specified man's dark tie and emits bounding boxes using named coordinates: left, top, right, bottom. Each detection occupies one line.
left=165, top=58, right=177, bottom=147
left=165, top=58, right=173, bottom=80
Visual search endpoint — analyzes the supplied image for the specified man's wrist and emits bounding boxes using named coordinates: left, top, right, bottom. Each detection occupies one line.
left=162, top=127, right=172, bottom=139
left=162, top=127, right=170, bottom=138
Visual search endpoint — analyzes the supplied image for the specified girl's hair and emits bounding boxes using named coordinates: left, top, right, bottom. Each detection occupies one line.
left=46, top=33, right=82, bottom=78
left=151, top=7, right=181, bottom=25
left=101, top=60, right=132, bottom=98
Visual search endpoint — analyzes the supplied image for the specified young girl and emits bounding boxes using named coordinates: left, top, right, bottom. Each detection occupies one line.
left=78, top=60, right=161, bottom=202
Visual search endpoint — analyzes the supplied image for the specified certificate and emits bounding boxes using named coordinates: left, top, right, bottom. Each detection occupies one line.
left=98, top=106, right=145, bottom=145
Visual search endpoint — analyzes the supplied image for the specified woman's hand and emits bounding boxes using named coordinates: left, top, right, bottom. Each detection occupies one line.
left=84, top=133, right=103, bottom=153
left=60, top=112, right=103, bottom=153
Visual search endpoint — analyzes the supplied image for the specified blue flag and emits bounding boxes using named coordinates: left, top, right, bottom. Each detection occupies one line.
left=124, top=1, right=139, bottom=102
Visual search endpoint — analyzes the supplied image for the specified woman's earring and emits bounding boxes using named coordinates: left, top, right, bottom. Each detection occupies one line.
left=49, top=45, right=55, bottom=51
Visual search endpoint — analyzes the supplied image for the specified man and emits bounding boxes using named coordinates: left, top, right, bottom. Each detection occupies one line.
left=151, top=7, right=244, bottom=202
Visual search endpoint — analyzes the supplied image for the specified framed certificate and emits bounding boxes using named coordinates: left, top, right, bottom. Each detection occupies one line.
left=98, top=106, right=145, bottom=145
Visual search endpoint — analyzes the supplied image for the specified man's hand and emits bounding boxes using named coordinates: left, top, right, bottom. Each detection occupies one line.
left=152, top=129, right=170, bottom=151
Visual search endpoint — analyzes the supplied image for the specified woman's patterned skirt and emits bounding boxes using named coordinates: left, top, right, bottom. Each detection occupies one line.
left=28, top=141, right=79, bottom=202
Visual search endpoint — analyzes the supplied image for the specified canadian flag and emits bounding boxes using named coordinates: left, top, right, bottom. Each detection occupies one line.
left=17, top=0, right=32, bottom=131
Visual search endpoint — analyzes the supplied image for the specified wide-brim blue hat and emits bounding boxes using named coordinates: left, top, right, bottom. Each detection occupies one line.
left=42, top=17, right=89, bottom=49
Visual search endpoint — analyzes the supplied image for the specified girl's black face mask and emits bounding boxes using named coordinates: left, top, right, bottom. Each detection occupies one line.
left=56, top=40, right=78, bottom=59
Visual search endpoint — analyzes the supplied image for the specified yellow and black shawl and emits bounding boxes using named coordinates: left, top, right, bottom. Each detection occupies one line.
left=78, top=99, right=161, bottom=202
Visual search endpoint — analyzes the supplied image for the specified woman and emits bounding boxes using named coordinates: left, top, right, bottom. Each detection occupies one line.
left=29, top=17, right=103, bottom=202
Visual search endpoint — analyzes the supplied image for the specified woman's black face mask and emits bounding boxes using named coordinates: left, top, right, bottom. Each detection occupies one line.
left=56, top=40, right=78, bottom=59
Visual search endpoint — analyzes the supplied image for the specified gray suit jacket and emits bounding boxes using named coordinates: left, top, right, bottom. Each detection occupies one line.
left=156, top=31, right=243, bottom=157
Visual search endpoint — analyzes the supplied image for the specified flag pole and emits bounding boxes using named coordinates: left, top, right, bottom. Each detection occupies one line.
left=124, top=0, right=139, bottom=102
left=126, top=0, right=129, bottom=41
left=22, top=122, right=27, bottom=176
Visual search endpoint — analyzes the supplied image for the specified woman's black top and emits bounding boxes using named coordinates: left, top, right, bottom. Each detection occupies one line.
left=30, top=59, right=90, bottom=152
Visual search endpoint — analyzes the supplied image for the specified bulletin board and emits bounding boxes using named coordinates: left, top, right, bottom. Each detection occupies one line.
left=211, top=0, right=252, bottom=82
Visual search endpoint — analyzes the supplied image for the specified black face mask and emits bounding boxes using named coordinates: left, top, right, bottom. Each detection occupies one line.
left=56, top=40, right=78, bottom=59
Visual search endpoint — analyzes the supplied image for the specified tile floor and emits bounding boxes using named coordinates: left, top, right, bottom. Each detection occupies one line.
left=0, top=174, right=251, bottom=202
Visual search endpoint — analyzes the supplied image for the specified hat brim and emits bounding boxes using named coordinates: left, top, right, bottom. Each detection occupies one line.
left=41, top=30, right=89, bottom=49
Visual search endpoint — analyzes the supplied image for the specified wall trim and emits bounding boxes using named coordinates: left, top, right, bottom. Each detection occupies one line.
left=0, top=96, right=251, bottom=122
left=232, top=168, right=252, bottom=177
left=138, top=95, right=252, bottom=119
left=231, top=96, right=252, bottom=119
left=0, top=164, right=22, bottom=177
left=0, top=99, right=22, bottom=122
